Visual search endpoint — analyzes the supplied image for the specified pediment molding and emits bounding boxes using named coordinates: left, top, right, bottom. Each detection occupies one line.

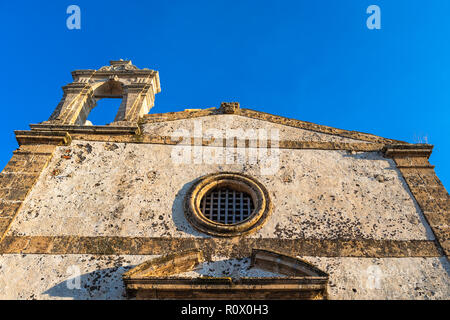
left=142, top=106, right=407, bottom=144
left=123, top=248, right=329, bottom=300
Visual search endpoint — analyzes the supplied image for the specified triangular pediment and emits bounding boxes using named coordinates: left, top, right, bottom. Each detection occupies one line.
left=142, top=107, right=405, bottom=145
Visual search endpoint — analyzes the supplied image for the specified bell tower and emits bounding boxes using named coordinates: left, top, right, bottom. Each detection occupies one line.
left=45, top=60, right=161, bottom=126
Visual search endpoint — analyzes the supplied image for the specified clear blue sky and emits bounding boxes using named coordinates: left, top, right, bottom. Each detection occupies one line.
left=1, top=0, right=449, bottom=188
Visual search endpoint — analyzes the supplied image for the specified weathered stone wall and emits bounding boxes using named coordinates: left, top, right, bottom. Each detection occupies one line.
left=0, top=114, right=447, bottom=300
left=0, top=254, right=448, bottom=299
left=6, top=141, right=433, bottom=240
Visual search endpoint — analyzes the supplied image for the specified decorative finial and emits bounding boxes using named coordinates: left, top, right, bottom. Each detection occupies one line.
left=219, top=102, right=240, bottom=114
left=99, top=60, right=138, bottom=71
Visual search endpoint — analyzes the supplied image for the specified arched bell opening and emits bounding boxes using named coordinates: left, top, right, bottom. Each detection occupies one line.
left=77, top=79, right=127, bottom=126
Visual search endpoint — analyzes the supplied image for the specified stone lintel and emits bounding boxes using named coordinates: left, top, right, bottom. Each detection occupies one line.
left=126, top=277, right=328, bottom=300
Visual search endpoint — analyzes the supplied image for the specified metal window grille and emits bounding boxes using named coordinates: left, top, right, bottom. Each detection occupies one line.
left=200, top=187, right=255, bottom=224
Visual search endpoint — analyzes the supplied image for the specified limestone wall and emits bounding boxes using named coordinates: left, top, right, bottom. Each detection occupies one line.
left=7, top=140, right=433, bottom=240
left=0, top=254, right=448, bottom=299
left=1, top=132, right=447, bottom=300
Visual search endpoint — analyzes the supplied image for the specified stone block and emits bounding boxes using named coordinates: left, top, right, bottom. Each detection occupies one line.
left=440, top=239, right=450, bottom=256
left=432, top=226, right=450, bottom=241
left=0, top=218, right=11, bottom=236
left=2, top=159, right=28, bottom=173
left=23, top=237, right=53, bottom=254
left=3, top=188, right=30, bottom=201
left=419, top=199, right=443, bottom=212
left=423, top=210, right=448, bottom=227
left=0, top=236, right=29, bottom=253
left=0, top=173, right=15, bottom=188
left=0, top=201, right=22, bottom=218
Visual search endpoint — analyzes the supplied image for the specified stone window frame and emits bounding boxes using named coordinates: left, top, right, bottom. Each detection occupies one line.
left=184, top=172, right=272, bottom=237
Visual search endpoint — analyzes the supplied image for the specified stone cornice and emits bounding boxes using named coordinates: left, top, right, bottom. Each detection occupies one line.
left=15, top=121, right=437, bottom=160
left=29, top=123, right=139, bottom=135
left=17, top=125, right=423, bottom=153
left=14, top=130, right=71, bottom=146
left=72, top=69, right=157, bottom=76
left=383, top=144, right=434, bottom=159
left=0, top=236, right=441, bottom=258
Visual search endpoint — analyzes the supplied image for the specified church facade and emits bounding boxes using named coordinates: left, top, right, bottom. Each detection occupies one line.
left=0, top=61, right=448, bottom=299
